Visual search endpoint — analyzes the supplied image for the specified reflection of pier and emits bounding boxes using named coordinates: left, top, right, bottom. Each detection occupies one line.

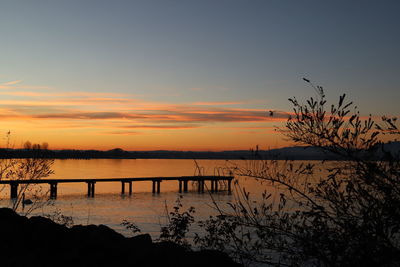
left=0, top=176, right=234, bottom=199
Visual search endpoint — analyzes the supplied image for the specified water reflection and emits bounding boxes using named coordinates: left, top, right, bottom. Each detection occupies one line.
left=0, top=159, right=331, bottom=237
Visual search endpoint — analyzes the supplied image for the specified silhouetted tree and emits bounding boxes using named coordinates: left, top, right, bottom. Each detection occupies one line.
left=0, top=140, right=54, bottom=213
left=194, top=80, right=400, bottom=266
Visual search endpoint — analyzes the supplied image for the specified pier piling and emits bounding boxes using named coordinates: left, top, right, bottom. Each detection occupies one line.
left=50, top=183, right=58, bottom=199
left=10, top=183, right=18, bottom=199
left=178, top=180, right=182, bottom=193
left=156, top=180, right=161, bottom=194
left=87, top=182, right=95, bottom=197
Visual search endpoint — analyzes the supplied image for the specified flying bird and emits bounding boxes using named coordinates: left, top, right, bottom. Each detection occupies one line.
left=269, top=110, right=274, bottom=116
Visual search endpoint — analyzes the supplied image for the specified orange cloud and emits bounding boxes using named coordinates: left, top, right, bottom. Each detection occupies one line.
left=0, top=103, right=290, bottom=124
left=102, top=131, right=141, bottom=136
left=0, top=81, right=294, bottom=150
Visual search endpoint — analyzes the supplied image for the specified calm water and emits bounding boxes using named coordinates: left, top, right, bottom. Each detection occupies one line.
left=1, top=159, right=269, bottom=237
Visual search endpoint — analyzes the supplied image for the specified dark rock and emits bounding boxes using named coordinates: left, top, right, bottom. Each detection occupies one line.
left=0, top=208, right=241, bottom=267
left=126, top=233, right=152, bottom=247
left=190, top=250, right=243, bottom=267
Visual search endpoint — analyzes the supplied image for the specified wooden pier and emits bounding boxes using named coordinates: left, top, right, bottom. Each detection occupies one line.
left=0, top=176, right=234, bottom=199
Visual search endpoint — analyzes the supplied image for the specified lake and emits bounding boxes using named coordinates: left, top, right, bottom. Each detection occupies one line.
left=1, top=159, right=274, bottom=237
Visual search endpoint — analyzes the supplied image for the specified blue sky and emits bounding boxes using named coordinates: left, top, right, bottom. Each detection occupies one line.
left=0, top=1, right=399, bottom=150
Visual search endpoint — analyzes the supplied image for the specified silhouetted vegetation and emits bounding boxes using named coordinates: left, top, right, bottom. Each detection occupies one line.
left=0, top=140, right=54, bottom=213
left=158, top=195, right=195, bottom=250
left=0, top=147, right=136, bottom=159
left=160, top=81, right=400, bottom=266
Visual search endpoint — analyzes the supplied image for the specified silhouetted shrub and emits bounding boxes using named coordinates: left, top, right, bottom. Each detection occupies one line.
left=0, top=139, right=54, bottom=213
left=194, top=80, right=400, bottom=266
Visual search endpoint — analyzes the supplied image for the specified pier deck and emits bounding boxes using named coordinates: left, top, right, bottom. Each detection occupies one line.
left=0, top=176, right=234, bottom=199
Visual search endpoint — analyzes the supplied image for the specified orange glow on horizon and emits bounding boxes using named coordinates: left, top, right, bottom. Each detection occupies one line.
left=0, top=86, right=287, bottom=151
left=2, top=82, right=391, bottom=152
left=0, top=85, right=292, bottom=150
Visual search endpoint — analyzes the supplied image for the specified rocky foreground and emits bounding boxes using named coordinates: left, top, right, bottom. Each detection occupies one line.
left=0, top=208, right=240, bottom=267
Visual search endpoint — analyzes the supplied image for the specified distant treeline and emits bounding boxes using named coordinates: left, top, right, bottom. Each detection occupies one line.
left=0, top=142, right=398, bottom=160
left=0, top=147, right=341, bottom=160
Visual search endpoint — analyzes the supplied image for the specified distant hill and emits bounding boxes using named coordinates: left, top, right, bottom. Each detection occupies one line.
left=372, top=141, right=400, bottom=159
left=0, top=142, right=398, bottom=160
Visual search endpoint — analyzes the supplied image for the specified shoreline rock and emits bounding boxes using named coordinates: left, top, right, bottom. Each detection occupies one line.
left=0, top=208, right=241, bottom=267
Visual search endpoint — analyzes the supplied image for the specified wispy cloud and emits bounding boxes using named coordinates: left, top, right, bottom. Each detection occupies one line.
left=191, top=101, right=244, bottom=106
left=118, top=124, right=199, bottom=129
left=0, top=108, right=289, bottom=126
left=0, top=91, right=131, bottom=98
left=0, top=98, right=137, bottom=107
left=0, top=80, right=291, bottom=135
left=101, top=131, right=141, bottom=136
left=0, top=80, right=23, bottom=89
left=0, top=81, right=51, bottom=90
left=2, top=80, right=22, bottom=86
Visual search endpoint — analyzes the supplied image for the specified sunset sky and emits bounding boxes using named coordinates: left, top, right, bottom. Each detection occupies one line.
left=0, top=1, right=399, bottom=151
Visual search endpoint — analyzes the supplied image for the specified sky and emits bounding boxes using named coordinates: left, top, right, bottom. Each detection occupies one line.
left=0, top=0, right=399, bottom=151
